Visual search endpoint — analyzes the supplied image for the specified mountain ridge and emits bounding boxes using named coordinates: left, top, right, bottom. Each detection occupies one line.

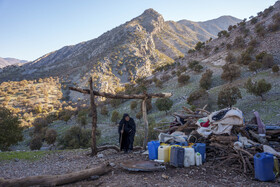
left=0, top=57, right=27, bottom=68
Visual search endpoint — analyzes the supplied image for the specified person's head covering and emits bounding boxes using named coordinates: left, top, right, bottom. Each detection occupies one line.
left=122, top=113, right=129, bottom=120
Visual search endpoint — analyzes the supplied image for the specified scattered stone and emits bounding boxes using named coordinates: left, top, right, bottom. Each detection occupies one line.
left=97, top=154, right=104, bottom=158
left=90, top=175, right=99, bottom=180
left=162, top=174, right=169, bottom=179
left=14, top=158, right=19, bottom=162
left=109, top=162, right=115, bottom=167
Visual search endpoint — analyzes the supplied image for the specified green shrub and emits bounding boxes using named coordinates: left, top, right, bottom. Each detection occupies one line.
left=187, top=89, right=209, bottom=107
left=0, top=107, right=23, bottom=151
left=248, top=39, right=257, bottom=47
left=193, top=64, right=203, bottom=72
left=100, top=105, right=109, bottom=116
left=136, top=111, right=142, bottom=121
left=225, top=53, right=236, bottom=63
left=255, top=51, right=267, bottom=62
left=155, top=98, right=173, bottom=115
left=233, top=36, right=245, bottom=48
left=45, top=129, right=57, bottom=145
left=130, top=101, right=138, bottom=111
left=77, top=110, right=88, bottom=128
left=218, top=30, right=229, bottom=38
left=221, top=64, right=241, bottom=82
left=256, top=52, right=274, bottom=68
left=250, top=17, right=258, bottom=24
left=30, top=136, right=43, bottom=150
left=58, top=126, right=93, bottom=149
left=33, top=118, right=48, bottom=135
left=268, top=23, right=280, bottom=32
left=226, top=43, right=232, bottom=50
left=199, top=69, right=213, bottom=90
left=177, top=74, right=190, bottom=85
left=255, top=23, right=265, bottom=37
left=217, top=86, right=242, bottom=108
left=155, top=79, right=163, bottom=88
left=188, top=61, right=199, bottom=69
left=244, top=78, right=271, bottom=101
left=111, top=110, right=120, bottom=124
left=160, top=74, right=171, bottom=82
left=272, top=65, right=279, bottom=73
left=238, top=52, right=252, bottom=65
left=34, top=104, right=43, bottom=114
left=248, top=61, right=262, bottom=72
left=110, top=99, right=122, bottom=108
left=194, top=41, right=205, bottom=51
left=262, top=54, right=274, bottom=68
left=176, top=71, right=182, bottom=77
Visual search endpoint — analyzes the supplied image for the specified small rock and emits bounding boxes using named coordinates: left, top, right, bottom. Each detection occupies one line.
left=109, top=162, right=116, bottom=167
left=90, top=175, right=99, bottom=180
left=97, top=154, right=104, bottom=158
left=162, top=174, right=169, bottom=179
left=14, top=158, right=19, bottom=162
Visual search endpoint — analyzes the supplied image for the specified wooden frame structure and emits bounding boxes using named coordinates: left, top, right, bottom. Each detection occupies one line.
left=69, top=77, right=172, bottom=155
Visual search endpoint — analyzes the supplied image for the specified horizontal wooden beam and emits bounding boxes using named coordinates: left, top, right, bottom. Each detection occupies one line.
left=69, top=87, right=172, bottom=99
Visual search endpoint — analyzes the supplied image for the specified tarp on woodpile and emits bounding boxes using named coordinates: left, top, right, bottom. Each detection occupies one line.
left=196, top=107, right=245, bottom=138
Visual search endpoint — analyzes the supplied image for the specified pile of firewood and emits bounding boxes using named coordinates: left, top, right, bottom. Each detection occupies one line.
left=155, top=105, right=280, bottom=176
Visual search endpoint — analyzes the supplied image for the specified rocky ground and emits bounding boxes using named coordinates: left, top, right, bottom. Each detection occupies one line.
left=0, top=149, right=279, bottom=187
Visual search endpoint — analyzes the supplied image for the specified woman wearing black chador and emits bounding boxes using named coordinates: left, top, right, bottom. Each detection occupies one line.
left=118, top=113, right=136, bottom=153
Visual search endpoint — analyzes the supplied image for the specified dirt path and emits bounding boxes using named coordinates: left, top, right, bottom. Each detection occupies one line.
left=0, top=149, right=279, bottom=187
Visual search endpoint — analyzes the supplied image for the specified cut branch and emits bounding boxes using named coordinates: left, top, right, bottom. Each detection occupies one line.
left=69, top=87, right=172, bottom=99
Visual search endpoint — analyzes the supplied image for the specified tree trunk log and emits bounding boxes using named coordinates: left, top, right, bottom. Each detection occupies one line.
left=0, top=163, right=111, bottom=187
left=89, top=77, right=97, bottom=156
left=142, top=98, right=148, bottom=150
left=210, top=135, right=238, bottom=142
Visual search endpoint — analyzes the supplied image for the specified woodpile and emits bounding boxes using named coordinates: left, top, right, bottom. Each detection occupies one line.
left=155, top=105, right=280, bottom=176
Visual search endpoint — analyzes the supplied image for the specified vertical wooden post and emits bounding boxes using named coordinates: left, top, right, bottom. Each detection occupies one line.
left=89, top=77, right=97, bottom=156
left=142, top=97, right=149, bottom=150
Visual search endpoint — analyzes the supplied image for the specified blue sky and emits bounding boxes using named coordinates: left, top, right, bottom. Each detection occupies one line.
left=0, top=0, right=277, bottom=61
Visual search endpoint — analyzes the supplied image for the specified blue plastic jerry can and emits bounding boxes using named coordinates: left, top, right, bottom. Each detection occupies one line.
left=254, top=152, right=275, bottom=181
left=148, top=141, right=160, bottom=160
left=192, top=143, right=206, bottom=163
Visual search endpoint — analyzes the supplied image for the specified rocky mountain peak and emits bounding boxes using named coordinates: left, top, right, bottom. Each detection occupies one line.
left=132, top=8, right=164, bottom=34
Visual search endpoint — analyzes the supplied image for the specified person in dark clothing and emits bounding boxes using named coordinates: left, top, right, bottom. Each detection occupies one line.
left=118, top=113, right=136, bottom=153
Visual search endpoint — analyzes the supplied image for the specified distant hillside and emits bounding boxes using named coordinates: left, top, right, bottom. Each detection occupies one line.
left=178, top=16, right=241, bottom=40
left=0, top=57, right=27, bottom=68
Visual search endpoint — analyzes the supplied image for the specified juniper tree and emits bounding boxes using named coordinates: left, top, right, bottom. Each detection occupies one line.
left=199, top=69, right=213, bottom=90
left=155, top=98, right=173, bottom=115
left=221, top=64, right=241, bottom=83
left=217, top=86, right=242, bottom=108
left=0, top=107, right=23, bottom=151
left=244, top=78, right=272, bottom=101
